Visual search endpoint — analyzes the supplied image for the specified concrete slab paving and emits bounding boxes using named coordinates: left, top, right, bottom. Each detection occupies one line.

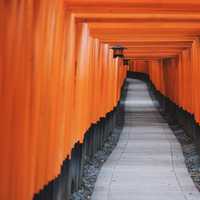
left=91, top=79, right=200, bottom=200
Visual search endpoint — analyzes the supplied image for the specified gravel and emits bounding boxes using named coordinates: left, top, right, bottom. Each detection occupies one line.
left=70, top=83, right=127, bottom=200
left=70, top=128, right=122, bottom=200
left=169, top=123, right=200, bottom=191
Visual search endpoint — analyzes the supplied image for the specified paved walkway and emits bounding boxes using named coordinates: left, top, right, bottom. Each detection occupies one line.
left=92, top=78, right=200, bottom=200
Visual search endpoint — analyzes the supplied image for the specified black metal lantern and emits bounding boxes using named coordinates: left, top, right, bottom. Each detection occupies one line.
left=111, top=45, right=127, bottom=58
left=123, top=58, right=130, bottom=66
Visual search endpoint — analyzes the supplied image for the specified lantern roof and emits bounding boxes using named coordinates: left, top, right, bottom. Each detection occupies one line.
left=111, top=45, right=127, bottom=50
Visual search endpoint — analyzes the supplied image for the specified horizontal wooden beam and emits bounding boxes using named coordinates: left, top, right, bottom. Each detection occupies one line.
left=125, top=52, right=178, bottom=56
left=66, top=1, right=200, bottom=12
left=75, top=13, right=200, bottom=23
left=92, top=33, right=200, bottom=41
left=89, top=22, right=200, bottom=30
left=125, top=50, right=182, bottom=54
left=89, top=22, right=200, bottom=39
left=123, top=47, right=185, bottom=51
left=101, top=37, right=195, bottom=43
left=127, top=57, right=162, bottom=61
left=125, top=55, right=177, bottom=59
left=107, top=41, right=192, bottom=48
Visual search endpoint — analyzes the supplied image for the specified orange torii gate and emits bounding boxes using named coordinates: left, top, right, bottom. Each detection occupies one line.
left=1, top=0, right=200, bottom=199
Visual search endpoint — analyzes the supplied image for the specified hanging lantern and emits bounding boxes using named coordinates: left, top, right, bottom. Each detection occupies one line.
left=123, top=58, right=130, bottom=66
left=111, top=45, right=127, bottom=58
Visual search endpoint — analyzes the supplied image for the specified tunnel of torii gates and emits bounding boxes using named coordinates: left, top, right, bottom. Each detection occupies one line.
left=2, top=0, right=200, bottom=199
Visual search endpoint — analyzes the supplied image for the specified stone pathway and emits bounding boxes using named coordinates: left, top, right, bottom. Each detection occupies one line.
left=91, top=78, right=200, bottom=200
